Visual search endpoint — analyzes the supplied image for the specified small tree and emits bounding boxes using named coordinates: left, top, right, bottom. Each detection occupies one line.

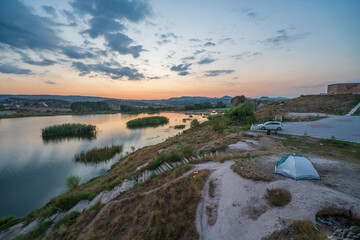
left=227, top=101, right=256, bottom=124
left=191, top=119, right=200, bottom=128
left=66, top=176, right=80, bottom=190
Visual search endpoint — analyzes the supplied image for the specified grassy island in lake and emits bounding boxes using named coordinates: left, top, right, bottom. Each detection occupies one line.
left=75, top=145, right=123, bottom=164
left=126, top=116, right=169, bottom=128
left=41, top=123, right=96, bottom=138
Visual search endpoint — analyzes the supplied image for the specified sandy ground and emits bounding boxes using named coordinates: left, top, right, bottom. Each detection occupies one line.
left=194, top=156, right=360, bottom=240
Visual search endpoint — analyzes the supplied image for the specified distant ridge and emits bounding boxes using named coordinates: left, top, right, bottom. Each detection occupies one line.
left=0, top=94, right=290, bottom=105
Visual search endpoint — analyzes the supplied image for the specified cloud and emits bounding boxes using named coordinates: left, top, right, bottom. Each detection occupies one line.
left=71, top=0, right=151, bottom=58
left=170, top=64, right=191, bottom=72
left=198, top=58, right=215, bottom=64
left=0, top=0, right=62, bottom=50
left=42, top=5, right=57, bottom=18
left=232, top=8, right=261, bottom=21
left=105, top=33, right=144, bottom=58
left=159, top=33, right=179, bottom=39
left=178, top=71, right=190, bottom=76
left=194, top=49, right=206, bottom=55
left=62, top=10, right=76, bottom=22
left=72, top=61, right=144, bottom=80
left=148, top=76, right=160, bottom=80
left=71, top=0, right=151, bottom=39
left=262, top=29, right=305, bottom=46
left=44, top=80, right=56, bottom=84
left=23, top=58, right=56, bottom=66
left=170, top=63, right=191, bottom=76
left=61, top=46, right=96, bottom=59
left=189, top=38, right=201, bottom=42
left=205, top=70, right=234, bottom=77
left=204, top=42, right=216, bottom=47
left=232, top=51, right=262, bottom=60
left=20, top=53, right=56, bottom=66
left=181, top=56, right=195, bottom=61
left=156, top=32, right=180, bottom=45
left=0, top=63, right=31, bottom=74
left=71, top=0, right=151, bottom=22
left=81, top=16, right=125, bottom=38
left=218, top=37, right=232, bottom=44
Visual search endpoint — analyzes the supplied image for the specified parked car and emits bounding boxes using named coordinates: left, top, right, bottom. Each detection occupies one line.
left=258, top=121, right=283, bottom=130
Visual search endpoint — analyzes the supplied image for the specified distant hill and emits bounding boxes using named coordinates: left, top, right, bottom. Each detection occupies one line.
left=0, top=94, right=235, bottom=105
left=0, top=94, right=114, bottom=102
left=0, top=94, right=289, bottom=106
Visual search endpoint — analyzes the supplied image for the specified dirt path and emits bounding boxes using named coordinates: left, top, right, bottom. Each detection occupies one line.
left=194, top=157, right=360, bottom=240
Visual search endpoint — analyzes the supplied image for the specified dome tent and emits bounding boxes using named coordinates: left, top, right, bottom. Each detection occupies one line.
left=274, top=153, right=320, bottom=180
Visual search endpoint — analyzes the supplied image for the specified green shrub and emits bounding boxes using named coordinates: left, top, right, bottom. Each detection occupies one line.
left=54, top=193, right=96, bottom=211
left=0, top=215, right=23, bottom=231
left=42, top=123, right=96, bottom=138
left=174, top=124, right=186, bottom=129
left=190, top=119, right=200, bottom=128
left=227, top=101, right=256, bottom=124
left=75, top=145, right=122, bottom=164
left=126, top=116, right=169, bottom=128
left=66, top=176, right=80, bottom=190
left=182, top=147, right=193, bottom=158
left=52, top=211, right=81, bottom=231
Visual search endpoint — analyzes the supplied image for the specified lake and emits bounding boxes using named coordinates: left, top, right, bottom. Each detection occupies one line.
left=0, top=112, right=205, bottom=217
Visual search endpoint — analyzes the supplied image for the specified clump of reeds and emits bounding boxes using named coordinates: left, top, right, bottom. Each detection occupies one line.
left=41, top=123, right=96, bottom=138
left=75, top=145, right=122, bottom=164
left=126, top=116, right=169, bottom=128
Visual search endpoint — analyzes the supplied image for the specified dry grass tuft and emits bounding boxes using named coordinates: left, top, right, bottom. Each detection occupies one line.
left=262, top=219, right=325, bottom=240
left=208, top=179, right=216, bottom=198
left=232, top=158, right=273, bottom=182
left=266, top=188, right=291, bottom=207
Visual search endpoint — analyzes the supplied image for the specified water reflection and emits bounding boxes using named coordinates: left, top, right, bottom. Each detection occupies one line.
left=0, top=112, right=205, bottom=217
left=42, top=135, right=96, bottom=144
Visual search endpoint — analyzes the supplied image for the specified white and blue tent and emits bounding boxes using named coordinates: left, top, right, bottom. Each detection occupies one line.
left=274, top=153, right=320, bottom=180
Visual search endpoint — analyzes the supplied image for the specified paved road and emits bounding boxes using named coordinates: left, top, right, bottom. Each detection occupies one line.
left=281, top=115, right=360, bottom=143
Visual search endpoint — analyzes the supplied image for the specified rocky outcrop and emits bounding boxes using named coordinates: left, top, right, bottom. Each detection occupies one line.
left=231, top=95, right=273, bottom=110
left=231, top=95, right=247, bottom=106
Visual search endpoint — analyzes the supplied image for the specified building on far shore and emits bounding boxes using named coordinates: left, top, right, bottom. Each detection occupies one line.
left=327, top=83, right=360, bottom=94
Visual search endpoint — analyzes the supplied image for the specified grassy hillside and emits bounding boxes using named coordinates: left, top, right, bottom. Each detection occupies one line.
left=8, top=108, right=360, bottom=239
left=256, top=94, right=360, bottom=121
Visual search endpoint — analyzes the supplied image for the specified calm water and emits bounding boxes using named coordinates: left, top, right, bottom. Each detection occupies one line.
left=0, top=112, right=204, bottom=217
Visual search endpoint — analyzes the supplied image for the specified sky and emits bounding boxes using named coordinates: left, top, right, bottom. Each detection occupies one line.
left=0, top=0, right=359, bottom=99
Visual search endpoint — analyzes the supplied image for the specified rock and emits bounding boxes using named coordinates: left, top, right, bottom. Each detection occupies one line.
left=347, top=231, right=355, bottom=238
left=332, top=229, right=342, bottom=237
left=342, top=228, right=350, bottom=238
left=350, top=226, right=360, bottom=234
left=231, top=95, right=247, bottom=106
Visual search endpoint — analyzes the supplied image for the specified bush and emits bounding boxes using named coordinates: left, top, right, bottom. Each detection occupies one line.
left=52, top=211, right=81, bottom=231
left=174, top=124, right=186, bottom=129
left=0, top=215, right=23, bottom=231
left=266, top=188, right=291, bottom=207
left=41, top=123, right=96, bottom=138
left=54, top=193, right=96, bottom=211
left=227, top=101, right=256, bottom=124
left=126, top=116, right=169, bottom=128
left=190, top=119, right=200, bottom=128
left=182, top=147, right=193, bottom=158
left=66, top=176, right=80, bottom=190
